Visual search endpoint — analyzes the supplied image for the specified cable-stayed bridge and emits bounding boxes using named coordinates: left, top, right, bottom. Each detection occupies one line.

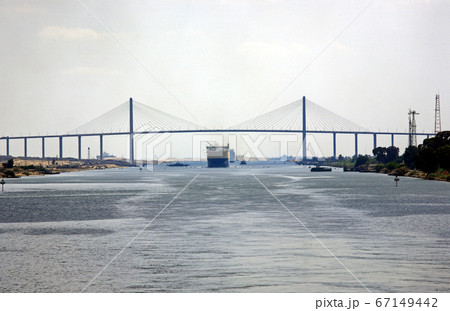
left=0, top=97, right=434, bottom=162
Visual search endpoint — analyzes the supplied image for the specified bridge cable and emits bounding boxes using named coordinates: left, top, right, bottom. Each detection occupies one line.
left=75, top=0, right=199, bottom=123
left=256, top=0, right=377, bottom=117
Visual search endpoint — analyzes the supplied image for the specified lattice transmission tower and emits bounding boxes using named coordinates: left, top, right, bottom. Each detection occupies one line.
left=408, top=109, right=419, bottom=147
left=435, top=94, right=441, bottom=134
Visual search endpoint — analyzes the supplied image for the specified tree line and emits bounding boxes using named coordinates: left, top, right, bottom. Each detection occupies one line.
left=328, top=131, right=449, bottom=180
left=354, top=131, right=450, bottom=177
left=413, top=131, right=450, bottom=174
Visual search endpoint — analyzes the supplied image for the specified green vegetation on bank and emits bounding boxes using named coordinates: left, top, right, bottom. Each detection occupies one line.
left=1, top=158, right=59, bottom=178
left=1, top=158, right=16, bottom=178
left=323, top=131, right=450, bottom=182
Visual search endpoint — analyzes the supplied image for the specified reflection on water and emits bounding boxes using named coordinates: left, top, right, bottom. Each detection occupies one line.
left=0, top=165, right=449, bottom=292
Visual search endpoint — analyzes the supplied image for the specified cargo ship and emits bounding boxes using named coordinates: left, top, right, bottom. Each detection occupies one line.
left=206, top=145, right=230, bottom=168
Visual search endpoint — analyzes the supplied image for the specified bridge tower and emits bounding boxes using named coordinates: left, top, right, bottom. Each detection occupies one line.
left=302, top=96, right=306, bottom=160
left=129, top=97, right=135, bottom=164
left=435, top=94, right=441, bottom=134
left=408, top=109, right=419, bottom=147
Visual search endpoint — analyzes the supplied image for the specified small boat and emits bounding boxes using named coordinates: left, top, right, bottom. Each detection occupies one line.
left=44, top=170, right=60, bottom=175
left=167, top=162, right=190, bottom=167
left=240, top=160, right=247, bottom=165
left=310, top=165, right=332, bottom=172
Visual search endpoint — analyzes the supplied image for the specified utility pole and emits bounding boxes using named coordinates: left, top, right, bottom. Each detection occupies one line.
left=435, top=94, right=441, bottom=134
left=408, top=109, right=419, bottom=147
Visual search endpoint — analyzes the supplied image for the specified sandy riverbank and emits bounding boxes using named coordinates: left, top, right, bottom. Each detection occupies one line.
left=1, top=157, right=134, bottom=178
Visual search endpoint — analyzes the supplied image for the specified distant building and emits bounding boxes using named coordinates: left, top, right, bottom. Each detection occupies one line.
left=97, top=151, right=116, bottom=159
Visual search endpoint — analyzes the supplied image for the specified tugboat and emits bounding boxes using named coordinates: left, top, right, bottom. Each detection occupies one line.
left=310, top=165, right=332, bottom=172
left=167, top=162, right=190, bottom=167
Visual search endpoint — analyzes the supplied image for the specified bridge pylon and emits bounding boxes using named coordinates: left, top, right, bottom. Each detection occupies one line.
left=302, top=96, right=306, bottom=160
left=129, top=97, right=135, bottom=164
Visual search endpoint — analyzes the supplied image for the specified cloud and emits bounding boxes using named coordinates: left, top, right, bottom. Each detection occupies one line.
left=237, top=41, right=312, bottom=59
left=63, top=66, right=121, bottom=76
left=39, top=26, right=107, bottom=41
left=218, top=0, right=284, bottom=5
left=332, top=41, right=352, bottom=53
left=378, top=0, right=441, bottom=8
left=0, top=2, right=45, bottom=14
left=183, top=28, right=203, bottom=38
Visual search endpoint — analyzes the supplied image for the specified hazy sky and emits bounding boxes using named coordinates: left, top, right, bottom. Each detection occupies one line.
left=1, top=0, right=449, bottom=157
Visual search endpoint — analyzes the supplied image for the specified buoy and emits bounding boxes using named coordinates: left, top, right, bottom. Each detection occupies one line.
left=394, top=175, right=400, bottom=187
left=1, top=179, right=5, bottom=192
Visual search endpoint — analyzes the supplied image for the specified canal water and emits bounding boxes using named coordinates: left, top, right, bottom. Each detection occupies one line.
left=0, top=164, right=449, bottom=292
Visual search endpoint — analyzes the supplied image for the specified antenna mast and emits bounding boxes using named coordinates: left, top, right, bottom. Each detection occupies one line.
left=408, top=109, right=419, bottom=147
left=435, top=94, right=441, bottom=134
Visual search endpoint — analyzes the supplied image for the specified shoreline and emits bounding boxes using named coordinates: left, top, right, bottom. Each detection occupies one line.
left=3, top=157, right=449, bottom=183
left=1, top=157, right=134, bottom=178
left=352, top=166, right=450, bottom=182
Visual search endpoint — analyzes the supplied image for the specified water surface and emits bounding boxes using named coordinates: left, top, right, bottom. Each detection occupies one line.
left=0, top=165, right=449, bottom=292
